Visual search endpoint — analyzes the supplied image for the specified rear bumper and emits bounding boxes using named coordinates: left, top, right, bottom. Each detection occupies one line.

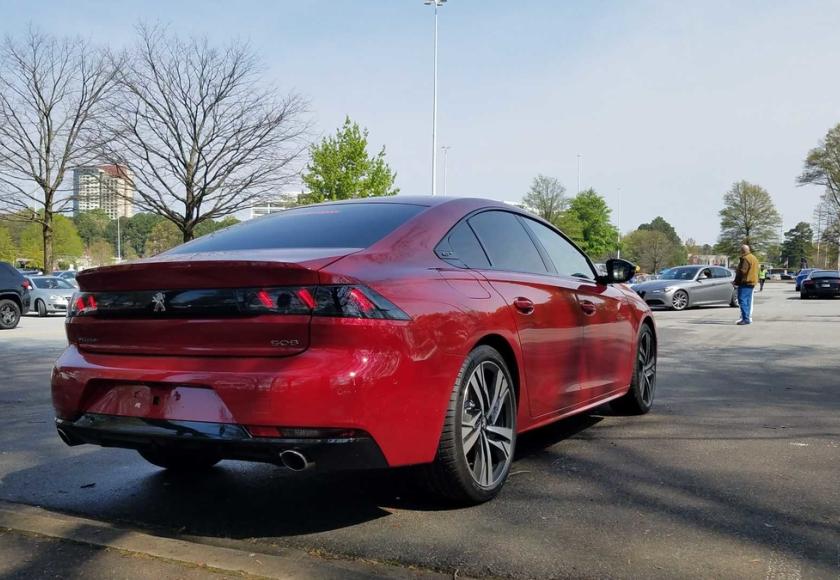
left=56, top=414, right=388, bottom=471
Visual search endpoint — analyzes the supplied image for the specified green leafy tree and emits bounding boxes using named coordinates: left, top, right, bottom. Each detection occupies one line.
left=87, top=239, right=114, bottom=267
left=565, top=188, right=618, bottom=259
left=779, top=222, right=814, bottom=268
left=144, top=220, right=182, bottom=257
left=798, top=123, right=840, bottom=212
left=195, top=216, right=240, bottom=238
left=523, top=175, right=568, bottom=224
left=622, top=229, right=676, bottom=273
left=301, top=117, right=398, bottom=203
left=18, top=215, right=83, bottom=269
left=74, top=209, right=111, bottom=247
left=717, top=181, right=781, bottom=257
left=0, top=226, right=16, bottom=262
left=637, top=216, right=687, bottom=264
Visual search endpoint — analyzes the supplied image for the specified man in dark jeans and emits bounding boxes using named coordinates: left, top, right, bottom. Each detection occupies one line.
left=733, top=245, right=759, bottom=325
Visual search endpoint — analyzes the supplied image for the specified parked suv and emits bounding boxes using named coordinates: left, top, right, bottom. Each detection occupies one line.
left=0, top=261, right=31, bottom=329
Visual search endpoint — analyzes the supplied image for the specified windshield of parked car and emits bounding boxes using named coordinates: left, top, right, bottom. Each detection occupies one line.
left=31, top=277, right=75, bottom=289
left=167, top=203, right=426, bottom=253
left=659, top=267, right=701, bottom=280
left=809, top=271, right=840, bottom=279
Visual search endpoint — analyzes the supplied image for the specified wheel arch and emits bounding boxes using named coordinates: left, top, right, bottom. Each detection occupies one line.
left=0, top=292, right=22, bottom=309
left=473, top=333, right=521, bottom=406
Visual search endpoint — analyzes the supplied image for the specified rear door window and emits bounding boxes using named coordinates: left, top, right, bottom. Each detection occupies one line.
left=468, top=211, right=548, bottom=274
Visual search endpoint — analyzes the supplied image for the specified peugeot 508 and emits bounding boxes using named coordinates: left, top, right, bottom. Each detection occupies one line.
left=52, top=197, right=657, bottom=503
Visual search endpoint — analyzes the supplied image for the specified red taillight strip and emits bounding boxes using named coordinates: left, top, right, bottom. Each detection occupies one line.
left=297, top=288, right=316, bottom=310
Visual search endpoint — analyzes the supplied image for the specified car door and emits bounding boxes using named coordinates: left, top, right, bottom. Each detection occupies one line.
left=467, top=210, right=586, bottom=419
left=690, top=267, right=716, bottom=304
left=711, top=267, right=735, bottom=303
left=521, top=218, right=635, bottom=400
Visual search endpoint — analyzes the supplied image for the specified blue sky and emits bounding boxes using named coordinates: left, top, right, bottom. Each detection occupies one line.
left=3, top=0, right=839, bottom=243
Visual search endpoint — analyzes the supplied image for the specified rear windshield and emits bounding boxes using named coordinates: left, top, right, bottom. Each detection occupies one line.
left=168, top=203, right=426, bottom=254
left=811, top=271, right=840, bottom=279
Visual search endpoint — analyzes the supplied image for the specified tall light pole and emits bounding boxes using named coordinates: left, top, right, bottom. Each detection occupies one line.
left=441, top=145, right=451, bottom=196
left=616, top=187, right=622, bottom=259
left=426, top=0, right=446, bottom=195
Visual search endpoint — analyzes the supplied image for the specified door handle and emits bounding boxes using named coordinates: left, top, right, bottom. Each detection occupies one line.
left=513, top=297, right=535, bottom=315
left=579, top=299, right=597, bottom=315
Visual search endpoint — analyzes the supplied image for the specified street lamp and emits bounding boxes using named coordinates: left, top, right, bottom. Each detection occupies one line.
left=425, top=0, right=446, bottom=195
left=441, top=145, right=451, bottom=196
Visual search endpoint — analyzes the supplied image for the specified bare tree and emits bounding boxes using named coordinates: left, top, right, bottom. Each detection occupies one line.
left=101, top=26, right=308, bottom=242
left=799, top=123, right=840, bottom=212
left=0, top=29, right=116, bottom=270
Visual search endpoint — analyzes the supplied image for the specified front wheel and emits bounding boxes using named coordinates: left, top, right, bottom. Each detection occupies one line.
left=138, top=448, right=221, bottom=471
left=671, top=290, right=689, bottom=311
left=424, top=345, right=517, bottom=504
left=36, top=300, right=47, bottom=317
left=729, top=290, right=738, bottom=308
left=612, top=325, right=657, bottom=415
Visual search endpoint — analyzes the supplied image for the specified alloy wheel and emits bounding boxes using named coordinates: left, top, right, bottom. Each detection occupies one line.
left=637, top=329, right=656, bottom=406
left=461, top=361, right=515, bottom=488
left=672, top=291, right=688, bottom=310
left=0, top=303, right=15, bottom=325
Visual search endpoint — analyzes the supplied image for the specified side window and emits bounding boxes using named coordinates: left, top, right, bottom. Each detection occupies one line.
left=523, top=218, right=595, bottom=279
left=468, top=211, right=548, bottom=274
left=436, top=221, right=491, bottom=268
left=713, top=267, right=731, bottom=279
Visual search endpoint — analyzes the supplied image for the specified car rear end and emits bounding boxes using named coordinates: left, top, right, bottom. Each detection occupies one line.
left=801, top=271, right=840, bottom=298
left=51, top=201, right=466, bottom=472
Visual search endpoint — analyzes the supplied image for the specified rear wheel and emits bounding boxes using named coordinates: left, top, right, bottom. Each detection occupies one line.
left=138, top=448, right=221, bottom=471
left=671, top=290, right=689, bottom=311
left=424, top=345, right=517, bottom=504
left=800, top=291, right=809, bottom=300
left=36, top=300, right=47, bottom=317
left=0, top=299, right=21, bottom=330
left=612, top=325, right=657, bottom=415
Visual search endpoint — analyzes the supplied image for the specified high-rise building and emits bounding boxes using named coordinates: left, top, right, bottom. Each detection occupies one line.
left=73, top=165, right=135, bottom=219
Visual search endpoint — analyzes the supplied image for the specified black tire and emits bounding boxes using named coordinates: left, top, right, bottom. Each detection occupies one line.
left=138, top=448, right=221, bottom=471
left=423, top=345, right=517, bottom=504
left=0, top=299, right=21, bottom=330
left=729, top=290, right=738, bottom=308
left=612, top=324, right=657, bottom=415
left=36, top=300, right=47, bottom=317
left=800, top=291, right=808, bottom=300
left=671, top=290, right=689, bottom=311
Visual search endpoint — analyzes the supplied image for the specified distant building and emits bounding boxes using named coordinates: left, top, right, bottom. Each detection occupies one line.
left=73, top=165, right=134, bottom=219
left=248, top=192, right=303, bottom=219
left=689, top=254, right=731, bottom=268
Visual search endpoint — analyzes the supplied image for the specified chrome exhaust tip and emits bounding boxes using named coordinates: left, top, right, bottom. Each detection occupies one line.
left=279, top=450, right=312, bottom=471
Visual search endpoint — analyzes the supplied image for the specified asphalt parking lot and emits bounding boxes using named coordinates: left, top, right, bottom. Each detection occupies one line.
left=0, top=283, right=837, bottom=579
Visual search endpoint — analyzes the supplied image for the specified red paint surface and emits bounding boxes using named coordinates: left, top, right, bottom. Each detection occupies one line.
left=52, top=197, right=654, bottom=468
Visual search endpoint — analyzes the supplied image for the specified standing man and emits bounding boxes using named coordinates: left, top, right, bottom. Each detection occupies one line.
left=733, top=244, right=759, bottom=325
left=759, top=264, right=768, bottom=292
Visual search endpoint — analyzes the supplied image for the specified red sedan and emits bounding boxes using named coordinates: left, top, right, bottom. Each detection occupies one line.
left=52, top=197, right=657, bottom=503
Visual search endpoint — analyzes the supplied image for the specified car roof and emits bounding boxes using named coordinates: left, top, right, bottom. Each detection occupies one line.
left=296, top=196, right=509, bottom=209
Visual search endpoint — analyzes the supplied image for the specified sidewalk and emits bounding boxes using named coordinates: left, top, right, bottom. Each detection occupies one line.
left=0, top=501, right=453, bottom=579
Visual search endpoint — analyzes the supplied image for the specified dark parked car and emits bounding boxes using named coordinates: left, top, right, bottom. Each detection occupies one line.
left=794, top=269, right=815, bottom=291
left=51, top=197, right=657, bottom=504
left=0, top=261, right=31, bottom=329
left=800, top=270, right=840, bottom=299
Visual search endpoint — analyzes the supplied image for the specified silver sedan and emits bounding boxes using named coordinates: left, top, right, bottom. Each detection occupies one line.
left=25, top=276, right=76, bottom=317
left=630, top=265, right=738, bottom=311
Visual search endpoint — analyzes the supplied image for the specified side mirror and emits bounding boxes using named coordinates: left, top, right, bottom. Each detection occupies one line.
left=599, top=258, right=636, bottom=284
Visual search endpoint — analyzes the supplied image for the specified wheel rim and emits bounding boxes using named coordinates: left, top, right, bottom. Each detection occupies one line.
left=461, top=361, right=515, bottom=488
left=673, top=291, right=687, bottom=310
left=0, top=304, right=15, bottom=325
left=637, top=331, right=656, bottom=406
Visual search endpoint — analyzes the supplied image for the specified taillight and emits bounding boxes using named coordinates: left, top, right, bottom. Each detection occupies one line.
left=803, top=280, right=815, bottom=287
left=21, top=279, right=31, bottom=290
left=242, top=285, right=410, bottom=320
left=69, top=293, right=98, bottom=317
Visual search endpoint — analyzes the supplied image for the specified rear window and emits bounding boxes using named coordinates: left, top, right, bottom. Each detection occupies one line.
left=811, top=271, right=839, bottom=279
left=168, top=203, right=425, bottom=254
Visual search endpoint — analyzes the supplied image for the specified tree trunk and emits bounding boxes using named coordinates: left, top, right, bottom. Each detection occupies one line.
left=182, top=225, right=194, bottom=243
left=42, top=216, right=53, bottom=272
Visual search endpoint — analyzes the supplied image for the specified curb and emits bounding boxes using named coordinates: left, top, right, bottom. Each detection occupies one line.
left=0, top=501, right=450, bottom=579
